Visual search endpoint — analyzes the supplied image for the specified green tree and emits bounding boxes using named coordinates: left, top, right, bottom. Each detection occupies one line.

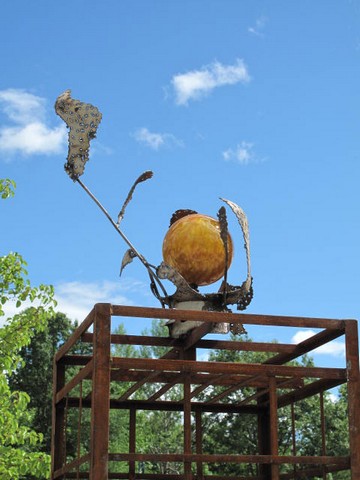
left=0, top=178, right=56, bottom=479
left=8, top=312, right=75, bottom=452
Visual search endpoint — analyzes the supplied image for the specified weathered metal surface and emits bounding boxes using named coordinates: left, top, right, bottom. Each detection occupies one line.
left=110, top=304, right=347, bottom=329
left=345, top=320, right=360, bottom=480
left=89, top=304, right=111, bottom=480
left=51, top=304, right=358, bottom=480
left=110, top=356, right=347, bottom=380
left=51, top=362, right=66, bottom=478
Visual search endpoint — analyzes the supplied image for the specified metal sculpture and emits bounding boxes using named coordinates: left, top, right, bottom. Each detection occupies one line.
left=55, top=90, right=253, bottom=336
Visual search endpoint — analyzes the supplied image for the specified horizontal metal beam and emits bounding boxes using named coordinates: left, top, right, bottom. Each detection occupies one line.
left=81, top=332, right=296, bottom=354
left=110, top=304, right=347, bottom=329
left=264, top=327, right=346, bottom=365
left=61, top=397, right=264, bottom=414
left=111, top=356, right=347, bottom=380
left=108, top=452, right=350, bottom=466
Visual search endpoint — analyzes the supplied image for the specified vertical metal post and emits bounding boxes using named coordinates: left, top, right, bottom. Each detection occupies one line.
left=51, top=361, right=65, bottom=479
left=345, top=320, right=360, bottom=480
left=184, top=374, right=192, bottom=480
left=320, top=391, right=327, bottom=480
left=90, top=303, right=111, bottom=480
left=269, top=376, right=279, bottom=480
left=76, top=381, right=83, bottom=480
left=291, top=402, right=297, bottom=479
left=129, top=406, right=136, bottom=480
left=257, top=391, right=271, bottom=479
left=195, top=410, right=203, bottom=480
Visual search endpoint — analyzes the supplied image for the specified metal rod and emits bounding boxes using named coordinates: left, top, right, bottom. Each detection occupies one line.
left=129, top=407, right=136, bottom=480
left=183, top=375, right=192, bottom=480
left=76, top=178, right=169, bottom=305
left=345, top=320, right=360, bottom=479
left=195, top=410, right=203, bottom=480
left=291, top=402, right=297, bottom=479
left=76, top=380, right=83, bottom=480
left=269, top=376, right=279, bottom=480
left=90, top=304, right=111, bottom=480
left=320, top=390, right=327, bottom=480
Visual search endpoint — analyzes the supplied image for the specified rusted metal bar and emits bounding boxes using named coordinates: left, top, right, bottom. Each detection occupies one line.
left=51, top=361, right=66, bottom=479
left=278, top=463, right=351, bottom=479
left=111, top=356, right=347, bottom=380
left=182, top=322, right=213, bottom=351
left=82, top=332, right=297, bottom=354
left=110, top=369, right=278, bottom=388
left=116, top=348, right=184, bottom=401
left=117, top=371, right=160, bottom=401
left=189, top=373, right=226, bottom=399
left=345, top=320, right=360, bottom=479
left=236, top=377, right=297, bottom=408
left=320, top=390, right=327, bottom=480
left=108, top=452, right=350, bottom=466
left=89, top=303, right=111, bottom=480
left=55, top=307, right=95, bottom=361
left=64, top=397, right=264, bottom=414
left=110, top=304, right=346, bottom=329
left=61, top=465, right=350, bottom=480
left=269, top=377, right=279, bottom=480
left=129, top=406, right=136, bottom=480
left=195, top=410, right=203, bottom=480
left=76, top=381, right=83, bottom=480
left=147, top=374, right=186, bottom=402
left=183, top=375, right=192, bottom=480
left=277, top=378, right=345, bottom=408
left=52, top=454, right=91, bottom=479
left=205, top=374, right=262, bottom=404
left=291, top=402, right=297, bottom=479
left=257, top=387, right=271, bottom=479
left=263, top=327, right=346, bottom=365
left=55, top=359, right=94, bottom=404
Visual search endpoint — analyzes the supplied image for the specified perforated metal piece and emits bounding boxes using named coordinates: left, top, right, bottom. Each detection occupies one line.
left=55, top=90, right=102, bottom=179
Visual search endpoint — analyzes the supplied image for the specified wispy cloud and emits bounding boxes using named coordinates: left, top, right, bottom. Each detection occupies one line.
left=0, top=88, right=66, bottom=157
left=54, top=280, right=146, bottom=322
left=133, top=127, right=183, bottom=150
left=222, top=141, right=263, bottom=165
left=291, top=330, right=345, bottom=357
left=171, top=59, right=250, bottom=105
left=0, top=279, right=146, bottom=327
left=248, top=16, right=267, bottom=37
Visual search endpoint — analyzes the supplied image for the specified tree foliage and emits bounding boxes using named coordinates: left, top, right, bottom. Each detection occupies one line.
left=8, top=312, right=75, bottom=452
left=0, top=178, right=56, bottom=479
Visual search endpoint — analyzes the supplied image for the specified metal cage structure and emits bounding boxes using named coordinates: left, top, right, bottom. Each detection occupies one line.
left=51, top=304, right=360, bottom=479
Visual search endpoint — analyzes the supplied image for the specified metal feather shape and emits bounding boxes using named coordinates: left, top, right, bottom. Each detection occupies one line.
left=117, top=171, right=153, bottom=226
left=55, top=90, right=102, bottom=180
left=120, top=249, right=137, bottom=276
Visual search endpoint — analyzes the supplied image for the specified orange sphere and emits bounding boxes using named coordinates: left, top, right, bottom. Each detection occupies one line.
left=162, top=213, right=233, bottom=286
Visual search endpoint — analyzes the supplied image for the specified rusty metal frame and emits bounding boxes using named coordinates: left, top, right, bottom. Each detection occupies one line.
left=51, top=304, right=360, bottom=479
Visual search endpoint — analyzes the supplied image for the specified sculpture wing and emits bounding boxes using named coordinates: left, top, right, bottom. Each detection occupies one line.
left=55, top=90, right=102, bottom=180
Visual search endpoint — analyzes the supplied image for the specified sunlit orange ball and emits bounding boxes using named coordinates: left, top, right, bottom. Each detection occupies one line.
left=162, top=213, right=233, bottom=286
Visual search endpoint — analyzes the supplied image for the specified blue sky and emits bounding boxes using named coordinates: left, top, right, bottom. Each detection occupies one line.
left=1, top=1, right=359, bottom=367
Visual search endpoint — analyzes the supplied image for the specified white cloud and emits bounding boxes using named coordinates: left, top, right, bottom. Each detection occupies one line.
left=291, top=330, right=345, bottom=357
left=222, top=141, right=261, bottom=165
left=0, top=279, right=145, bottom=327
left=0, top=88, right=67, bottom=157
left=54, top=280, right=145, bottom=322
left=171, top=59, right=250, bottom=105
left=133, top=127, right=183, bottom=150
left=248, top=16, right=267, bottom=37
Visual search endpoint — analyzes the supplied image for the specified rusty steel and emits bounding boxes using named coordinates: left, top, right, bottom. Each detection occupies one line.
left=51, top=304, right=360, bottom=480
